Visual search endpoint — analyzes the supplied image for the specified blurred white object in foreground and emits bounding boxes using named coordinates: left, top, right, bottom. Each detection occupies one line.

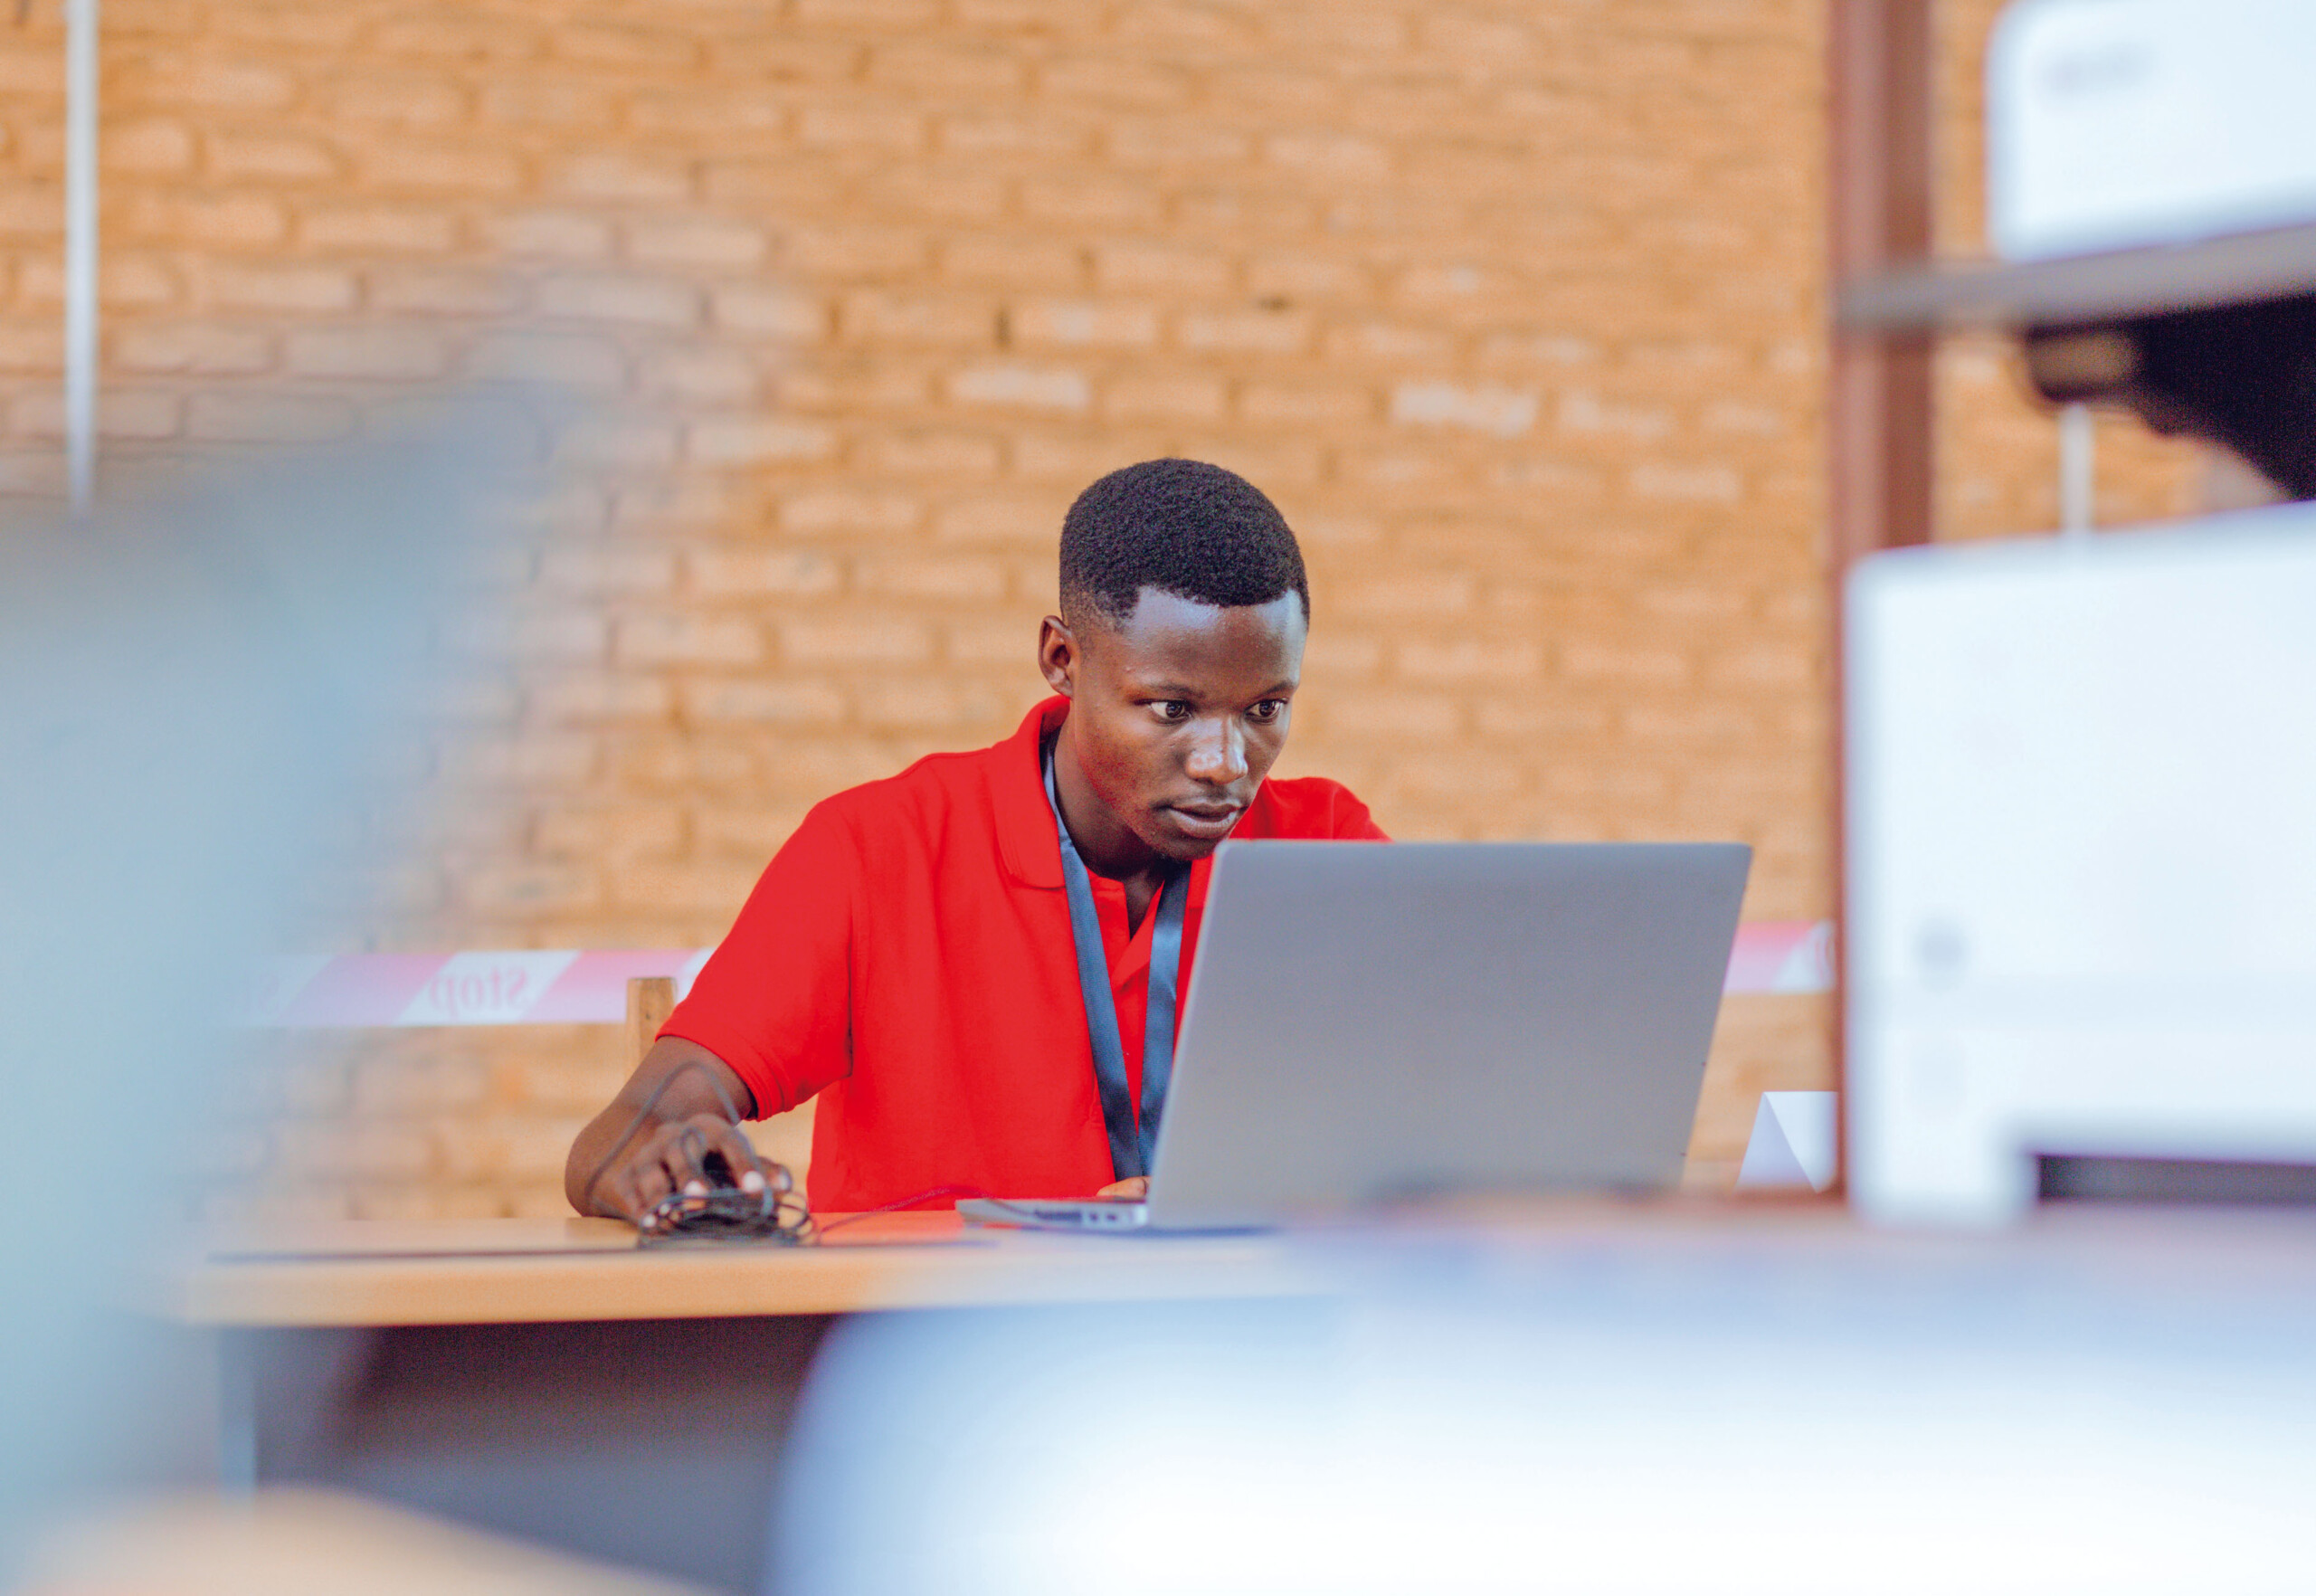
left=1847, top=504, right=2316, bottom=1224
left=0, top=425, right=526, bottom=1568
left=773, top=1220, right=2316, bottom=1595
left=1989, top=0, right=2316, bottom=260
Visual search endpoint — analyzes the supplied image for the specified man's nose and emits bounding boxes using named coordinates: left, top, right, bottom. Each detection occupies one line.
left=1183, top=715, right=1248, bottom=785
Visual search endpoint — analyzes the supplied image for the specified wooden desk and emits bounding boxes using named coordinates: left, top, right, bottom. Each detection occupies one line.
left=166, top=1213, right=1323, bottom=1327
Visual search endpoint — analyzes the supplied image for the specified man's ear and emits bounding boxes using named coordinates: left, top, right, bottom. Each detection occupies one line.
left=1037, top=614, right=1078, bottom=698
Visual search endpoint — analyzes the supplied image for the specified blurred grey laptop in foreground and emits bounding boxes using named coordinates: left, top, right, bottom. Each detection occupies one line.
left=962, top=840, right=1751, bottom=1231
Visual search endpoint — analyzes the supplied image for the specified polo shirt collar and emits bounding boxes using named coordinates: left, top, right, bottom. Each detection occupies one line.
left=990, top=694, right=1224, bottom=909
left=993, top=696, right=1071, bottom=889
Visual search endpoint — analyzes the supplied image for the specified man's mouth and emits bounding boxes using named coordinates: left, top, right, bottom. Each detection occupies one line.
left=1164, top=803, right=1244, bottom=839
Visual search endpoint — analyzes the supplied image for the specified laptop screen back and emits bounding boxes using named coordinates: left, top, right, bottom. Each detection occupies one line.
left=1146, top=841, right=1750, bottom=1227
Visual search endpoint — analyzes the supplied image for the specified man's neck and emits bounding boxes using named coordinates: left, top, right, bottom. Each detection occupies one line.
left=1050, top=728, right=1172, bottom=927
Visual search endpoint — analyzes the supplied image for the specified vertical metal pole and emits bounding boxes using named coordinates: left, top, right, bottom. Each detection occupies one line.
left=1827, top=0, right=1936, bottom=1192
left=2059, top=403, right=2094, bottom=537
left=63, top=0, right=98, bottom=517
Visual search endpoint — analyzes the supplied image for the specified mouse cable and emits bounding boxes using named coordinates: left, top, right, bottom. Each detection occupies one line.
left=589, top=1081, right=1112, bottom=1243
left=812, top=1183, right=991, bottom=1236
left=814, top=1187, right=1119, bottom=1236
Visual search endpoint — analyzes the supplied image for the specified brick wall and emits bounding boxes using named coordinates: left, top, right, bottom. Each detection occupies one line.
left=0, top=0, right=2199, bottom=1218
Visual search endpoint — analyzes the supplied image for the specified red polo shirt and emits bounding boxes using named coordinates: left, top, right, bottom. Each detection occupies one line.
left=662, top=695, right=1387, bottom=1211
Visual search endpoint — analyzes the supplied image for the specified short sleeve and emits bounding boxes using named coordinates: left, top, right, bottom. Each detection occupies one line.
left=1327, top=784, right=1391, bottom=841
left=659, top=800, right=856, bottom=1120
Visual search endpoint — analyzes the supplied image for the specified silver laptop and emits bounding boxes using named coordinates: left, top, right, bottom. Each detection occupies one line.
left=959, top=840, right=1751, bottom=1231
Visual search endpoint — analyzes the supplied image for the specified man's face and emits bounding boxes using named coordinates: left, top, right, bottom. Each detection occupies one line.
left=1042, top=586, right=1306, bottom=863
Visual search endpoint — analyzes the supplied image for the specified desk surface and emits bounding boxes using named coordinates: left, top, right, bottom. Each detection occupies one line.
left=162, top=1211, right=1327, bottom=1326
left=158, top=1199, right=2316, bottom=1329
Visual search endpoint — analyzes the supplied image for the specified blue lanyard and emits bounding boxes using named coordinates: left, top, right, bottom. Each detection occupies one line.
left=1042, top=743, right=1189, bottom=1181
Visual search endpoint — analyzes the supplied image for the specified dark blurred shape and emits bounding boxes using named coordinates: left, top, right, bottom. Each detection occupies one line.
left=1845, top=253, right=2316, bottom=503
left=2039, top=1153, right=2316, bottom=1207
left=2022, top=296, right=2316, bottom=499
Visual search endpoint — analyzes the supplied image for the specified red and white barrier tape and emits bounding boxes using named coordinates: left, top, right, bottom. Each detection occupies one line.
left=1723, top=918, right=1835, bottom=999
left=239, top=948, right=711, bottom=1028
left=239, top=922, right=1834, bottom=1028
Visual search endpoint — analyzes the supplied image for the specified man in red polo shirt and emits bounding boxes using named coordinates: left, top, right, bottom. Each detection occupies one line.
left=565, top=459, right=1386, bottom=1221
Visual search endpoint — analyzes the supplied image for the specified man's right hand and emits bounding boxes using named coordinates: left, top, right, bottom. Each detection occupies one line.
left=590, top=1110, right=771, bottom=1225
left=565, top=1040, right=768, bottom=1223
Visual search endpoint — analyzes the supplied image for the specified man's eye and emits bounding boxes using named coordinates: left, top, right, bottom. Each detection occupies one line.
left=1155, top=701, right=1191, bottom=722
left=1248, top=700, right=1284, bottom=722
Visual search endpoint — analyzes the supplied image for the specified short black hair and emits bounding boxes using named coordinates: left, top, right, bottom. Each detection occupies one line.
left=1058, top=459, right=1309, bottom=629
